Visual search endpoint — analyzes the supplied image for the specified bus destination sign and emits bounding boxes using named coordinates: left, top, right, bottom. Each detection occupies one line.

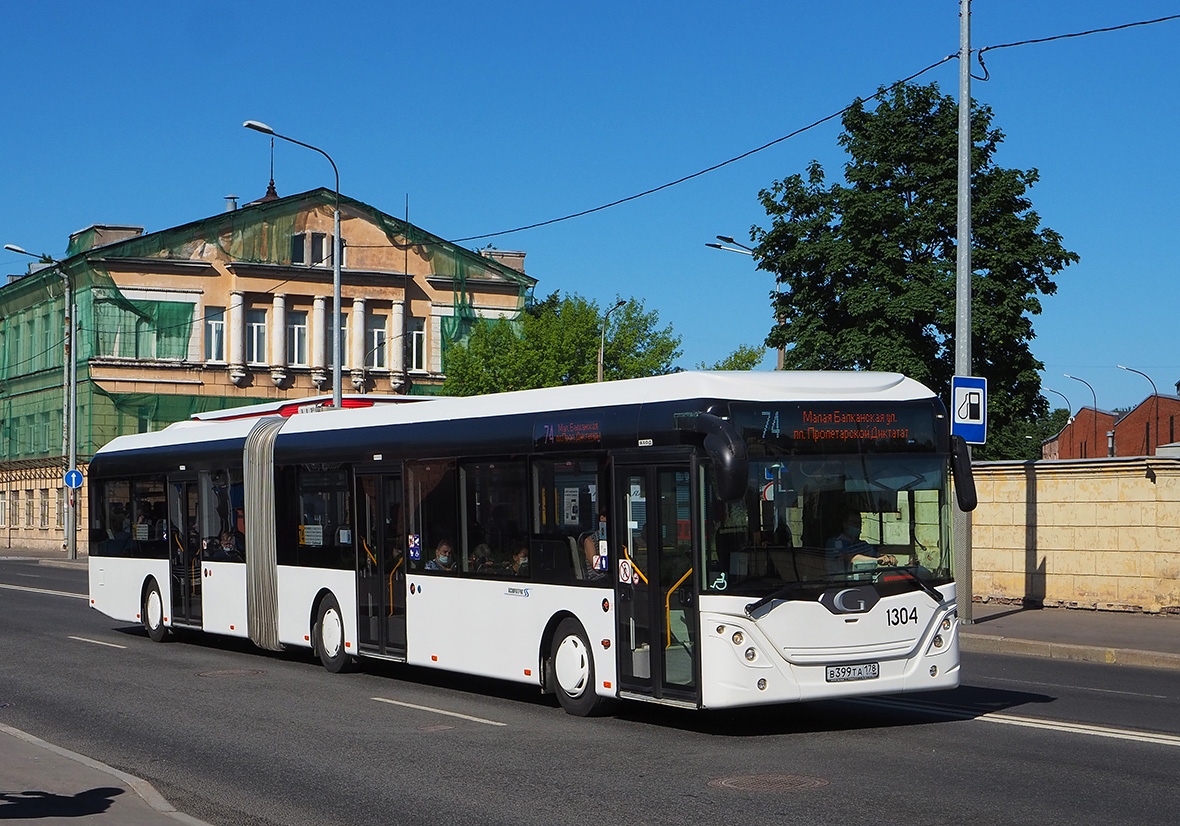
left=533, top=419, right=602, bottom=450
left=732, top=402, right=938, bottom=453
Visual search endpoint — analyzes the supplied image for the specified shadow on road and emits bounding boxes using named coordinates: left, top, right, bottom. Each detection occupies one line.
left=0, top=786, right=124, bottom=818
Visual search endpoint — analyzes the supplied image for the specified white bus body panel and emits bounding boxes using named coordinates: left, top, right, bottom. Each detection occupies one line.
left=276, top=566, right=356, bottom=652
left=89, top=558, right=169, bottom=626
left=201, top=562, right=248, bottom=638
left=405, top=576, right=617, bottom=691
left=697, top=584, right=960, bottom=709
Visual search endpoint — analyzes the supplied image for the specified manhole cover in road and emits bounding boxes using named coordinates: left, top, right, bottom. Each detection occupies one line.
left=197, top=668, right=267, bottom=678
left=708, top=774, right=830, bottom=792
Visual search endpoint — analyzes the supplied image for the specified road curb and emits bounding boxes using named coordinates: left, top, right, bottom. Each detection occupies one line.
left=961, top=633, right=1180, bottom=671
left=0, top=722, right=211, bottom=826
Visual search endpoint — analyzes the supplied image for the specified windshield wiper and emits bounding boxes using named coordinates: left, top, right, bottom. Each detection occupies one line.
left=744, top=581, right=816, bottom=618
left=879, top=566, right=944, bottom=604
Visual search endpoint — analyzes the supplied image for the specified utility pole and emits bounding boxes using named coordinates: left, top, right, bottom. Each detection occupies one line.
left=953, top=0, right=974, bottom=623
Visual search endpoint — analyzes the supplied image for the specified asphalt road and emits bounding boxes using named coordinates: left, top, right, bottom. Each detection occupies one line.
left=2, top=560, right=1178, bottom=826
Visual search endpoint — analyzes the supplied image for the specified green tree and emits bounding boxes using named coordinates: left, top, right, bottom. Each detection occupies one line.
left=442, top=292, right=682, bottom=396
left=697, top=344, right=765, bottom=371
left=753, top=82, right=1078, bottom=460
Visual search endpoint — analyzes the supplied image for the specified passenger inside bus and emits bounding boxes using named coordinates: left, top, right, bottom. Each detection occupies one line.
left=579, top=532, right=605, bottom=580
left=425, top=539, right=457, bottom=572
left=825, top=512, right=897, bottom=571
left=504, top=543, right=529, bottom=576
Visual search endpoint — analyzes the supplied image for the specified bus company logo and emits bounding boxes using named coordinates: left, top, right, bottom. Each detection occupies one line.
left=505, top=587, right=530, bottom=598
left=819, top=586, right=879, bottom=615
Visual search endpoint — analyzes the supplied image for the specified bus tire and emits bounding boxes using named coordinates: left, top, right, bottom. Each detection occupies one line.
left=550, top=618, right=612, bottom=717
left=315, top=594, right=350, bottom=673
left=143, top=580, right=167, bottom=643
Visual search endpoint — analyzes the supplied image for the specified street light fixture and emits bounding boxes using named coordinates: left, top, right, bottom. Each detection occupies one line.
left=1118, top=364, right=1159, bottom=455
left=5, top=243, right=77, bottom=559
left=1064, top=373, right=1098, bottom=456
left=705, top=234, right=784, bottom=370
left=597, top=300, right=626, bottom=383
left=244, top=120, right=343, bottom=408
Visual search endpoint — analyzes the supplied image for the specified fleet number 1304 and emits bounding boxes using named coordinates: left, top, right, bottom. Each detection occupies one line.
left=886, top=606, right=918, bottom=626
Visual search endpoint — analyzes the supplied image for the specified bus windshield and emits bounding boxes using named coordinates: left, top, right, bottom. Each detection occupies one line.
left=701, top=454, right=953, bottom=597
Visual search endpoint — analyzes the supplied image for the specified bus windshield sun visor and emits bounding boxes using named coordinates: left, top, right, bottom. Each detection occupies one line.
left=674, top=412, right=749, bottom=501
left=950, top=434, right=977, bottom=512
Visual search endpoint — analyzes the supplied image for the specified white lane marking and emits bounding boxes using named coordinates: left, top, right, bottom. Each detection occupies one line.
left=0, top=582, right=87, bottom=600
left=850, top=697, right=1180, bottom=748
left=68, top=635, right=128, bottom=650
left=371, top=697, right=507, bottom=727
left=979, top=674, right=1169, bottom=700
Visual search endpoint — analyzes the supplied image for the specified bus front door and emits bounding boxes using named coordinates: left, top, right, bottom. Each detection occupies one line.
left=614, top=463, right=699, bottom=705
left=166, top=479, right=202, bottom=627
left=356, top=472, right=407, bottom=658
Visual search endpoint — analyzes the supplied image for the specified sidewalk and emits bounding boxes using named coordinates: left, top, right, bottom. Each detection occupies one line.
left=961, top=601, right=1180, bottom=671
left=0, top=724, right=210, bottom=825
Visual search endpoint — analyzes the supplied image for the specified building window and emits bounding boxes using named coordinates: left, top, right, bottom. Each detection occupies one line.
left=410, top=319, right=426, bottom=372
left=246, top=309, right=267, bottom=365
left=0, top=491, right=7, bottom=528
left=25, top=489, right=34, bottom=528
left=291, top=232, right=344, bottom=268
left=56, top=490, right=63, bottom=528
left=39, top=489, right=49, bottom=528
left=205, top=306, right=225, bottom=362
left=287, top=311, right=309, bottom=367
left=366, top=315, right=387, bottom=369
left=10, top=491, right=18, bottom=528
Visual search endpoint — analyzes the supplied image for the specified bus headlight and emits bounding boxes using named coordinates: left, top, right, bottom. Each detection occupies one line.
left=732, top=631, right=744, bottom=645
left=744, top=647, right=757, bottom=662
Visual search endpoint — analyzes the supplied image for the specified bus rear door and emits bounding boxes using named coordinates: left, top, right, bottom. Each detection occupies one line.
left=613, top=459, right=700, bottom=706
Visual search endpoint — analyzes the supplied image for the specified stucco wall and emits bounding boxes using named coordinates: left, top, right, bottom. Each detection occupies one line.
left=972, top=458, right=1180, bottom=613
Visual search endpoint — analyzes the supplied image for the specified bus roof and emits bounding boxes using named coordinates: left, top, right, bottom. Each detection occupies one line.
left=94, top=371, right=936, bottom=459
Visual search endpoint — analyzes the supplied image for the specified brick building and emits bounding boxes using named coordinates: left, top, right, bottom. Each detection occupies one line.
left=1, top=187, right=535, bottom=554
left=1044, top=393, right=1180, bottom=459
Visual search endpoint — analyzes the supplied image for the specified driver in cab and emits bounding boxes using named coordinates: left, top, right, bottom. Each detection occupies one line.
left=826, top=512, right=896, bottom=571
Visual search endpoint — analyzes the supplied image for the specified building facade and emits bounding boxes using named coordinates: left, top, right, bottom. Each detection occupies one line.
left=1044, top=395, right=1180, bottom=460
left=1, top=187, right=535, bottom=555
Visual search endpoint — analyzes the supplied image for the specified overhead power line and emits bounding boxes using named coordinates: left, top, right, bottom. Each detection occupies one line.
left=453, top=13, right=1180, bottom=243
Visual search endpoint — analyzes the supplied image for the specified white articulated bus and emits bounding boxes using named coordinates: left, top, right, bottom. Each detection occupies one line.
left=88, top=371, right=976, bottom=716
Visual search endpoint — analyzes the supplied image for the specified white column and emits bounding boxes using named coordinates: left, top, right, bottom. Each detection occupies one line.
left=390, top=301, right=405, bottom=391
left=311, top=295, right=327, bottom=390
left=228, top=290, right=246, bottom=385
left=350, top=297, right=366, bottom=390
left=270, top=294, right=287, bottom=386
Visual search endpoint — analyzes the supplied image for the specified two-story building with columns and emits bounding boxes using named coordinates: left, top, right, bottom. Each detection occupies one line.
left=0, top=186, right=535, bottom=555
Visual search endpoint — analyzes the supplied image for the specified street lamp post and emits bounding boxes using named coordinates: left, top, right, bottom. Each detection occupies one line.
left=244, top=120, right=343, bottom=409
left=597, top=300, right=626, bottom=383
left=5, top=243, right=77, bottom=559
left=705, top=235, right=785, bottom=370
left=1043, top=388, right=1072, bottom=422
left=1118, top=364, right=1159, bottom=455
left=1064, top=373, right=1098, bottom=456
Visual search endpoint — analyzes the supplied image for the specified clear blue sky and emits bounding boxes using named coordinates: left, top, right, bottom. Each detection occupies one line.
left=3, top=1, right=1176, bottom=415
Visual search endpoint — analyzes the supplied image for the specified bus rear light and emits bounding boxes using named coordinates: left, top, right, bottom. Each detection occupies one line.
left=345, top=642, right=351, bottom=649
left=603, top=681, right=612, bottom=690
left=229, top=625, right=235, bottom=631
left=304, top=635, right=310, bottom=641
left=601, top=639, right=611, bottom=649
left=524, top=669, right=532, bottom=676
left=431, top=655, right=438, bottom=662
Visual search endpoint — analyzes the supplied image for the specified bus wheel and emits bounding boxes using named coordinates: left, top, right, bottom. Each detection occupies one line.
left=551, top=619, right=612, bottom=717
left=143, top=580, right=167, bottom=643
left=315, top=594, right=350, bottom=673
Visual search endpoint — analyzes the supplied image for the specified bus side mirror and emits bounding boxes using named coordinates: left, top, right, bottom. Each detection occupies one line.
left=950, top=435, right=977, bottom=512
left=675, top=412, right=749, bottom=502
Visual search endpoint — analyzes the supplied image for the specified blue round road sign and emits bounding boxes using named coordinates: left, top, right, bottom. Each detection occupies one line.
left=64, top=469, right=83, bottom=489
